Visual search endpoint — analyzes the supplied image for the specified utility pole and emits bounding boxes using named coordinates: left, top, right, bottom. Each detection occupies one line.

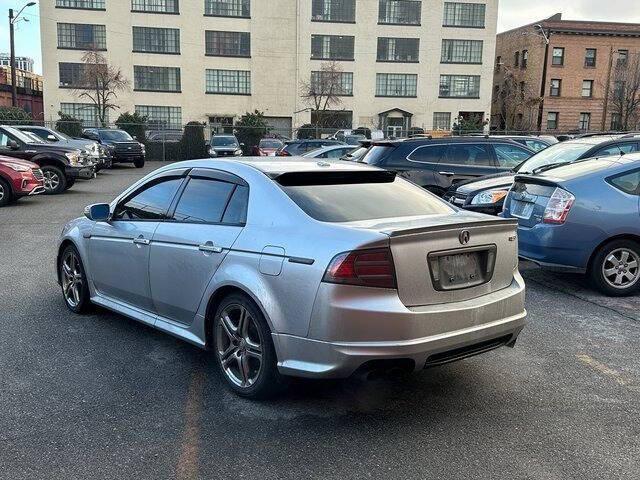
left=9, top=8, right=17, bottom=107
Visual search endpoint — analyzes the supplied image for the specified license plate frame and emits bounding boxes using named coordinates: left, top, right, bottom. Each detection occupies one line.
left=511, top=200, right=534, bottom=219
left=428, top=245, right=497, bottom=291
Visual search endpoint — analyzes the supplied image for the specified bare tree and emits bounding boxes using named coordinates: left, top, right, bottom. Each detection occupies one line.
left=606, top=52, right=640, bottom=131
left=75, top=50, right=129, bottom=126
left=300, top=61, right=345, bottom=129
left=492, top=68, right=541, bottom=132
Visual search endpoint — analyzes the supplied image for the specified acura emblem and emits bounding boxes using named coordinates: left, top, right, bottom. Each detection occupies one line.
left=459, top=230, right=471, bottom=245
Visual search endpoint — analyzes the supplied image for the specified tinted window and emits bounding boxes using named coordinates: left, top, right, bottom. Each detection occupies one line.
left=593, top=143, right=638, bottom=157
left=99, top=130, right=133, bottom=141
left=494, top=144, right=533, bottom=168
left=259, top=139, right=282, bottom=149
left=523, top=140, right=548, bottom=152
left=222, top=185, right=249, bottom=224
left=324, top=148, right=351, bottom=158
left=443, top=144, right=493, bottom=166
left=610, top=170, right=640, bottom=195
left=362, top=145, right=395, bottom=165
left=172, top=178, right=235, bottom=223
left=284, top=143, right=306, bottom=155
left=281, top=177, right=453, bottom=222
left=212, top=136, right=239, bottom=147
left=114, top=178, right=182, bottom=220
left=23, top=128, right=49, bottom=141
left=408, top=145, right=446, bottom=163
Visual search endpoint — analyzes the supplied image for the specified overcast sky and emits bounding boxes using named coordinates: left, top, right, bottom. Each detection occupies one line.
left=0, top=0, right=640, bottom=75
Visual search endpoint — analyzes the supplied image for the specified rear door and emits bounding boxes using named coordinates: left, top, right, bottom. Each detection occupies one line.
left=148, top=168, right=248, bottom=325
left=385, top=144, right=443, bottom=194
left=433, top=143, right=498, bottom=191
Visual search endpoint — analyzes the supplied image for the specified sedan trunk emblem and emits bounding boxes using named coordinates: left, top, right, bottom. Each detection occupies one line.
left=459, top=230, right=471, bottom=245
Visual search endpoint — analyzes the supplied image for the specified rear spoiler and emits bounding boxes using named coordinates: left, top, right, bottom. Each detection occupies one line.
left=273, top=170, right=396, bottom=186
left=513, top=174, right=562, bottom=187
left=386, top=218, right=518, bottom=238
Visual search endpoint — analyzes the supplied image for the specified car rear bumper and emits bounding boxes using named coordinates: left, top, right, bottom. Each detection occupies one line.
left=273, top=273, right=527, bottom=379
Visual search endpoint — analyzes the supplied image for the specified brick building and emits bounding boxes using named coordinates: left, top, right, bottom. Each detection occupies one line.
left=492, top=13, right=640, bottom=133
left=0, top=67, right=44, bottom=119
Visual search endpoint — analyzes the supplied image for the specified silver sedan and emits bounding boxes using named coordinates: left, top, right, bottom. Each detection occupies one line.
left=57, top=159, right=526, bottom=398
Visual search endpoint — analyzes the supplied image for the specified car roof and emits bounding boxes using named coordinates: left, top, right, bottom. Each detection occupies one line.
left=374, top=136, right=526, bottom=146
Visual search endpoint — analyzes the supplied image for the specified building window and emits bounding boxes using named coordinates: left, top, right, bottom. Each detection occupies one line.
left=56, top=0, right=105, bottom=9
left=134, top=66, right=181, bottom=92
left=206, top=69, right=251, bottom=95
left=579, top=112, right=591, bottom=130
left=135, top=105, right=182, bottom=129
left=495, top=55, right=501, bottom=68
left=522, top=50, right=528, bottom=68
left=611, top=113, right=622, bottom=130
left=131, top=0, right=179, bottom=13
left=375, top=73, right=417, bottom=97
left=311, top=35, right=355, bottom=60
left=439, top=75, right=480, bottom=98
left=59, top=62, right=91, bottom=88
left=547, top=112, right=558, bottom=130
left=441, top=39, right=483, bottom=64
left=132, top=26, right=180, bottom=54
left=57, top=23, right=107, bottom=50
left=312, top=0, right=355, bottom=22
left=618, top=49, right=629, bottom=67
left=514, top=51, right=519, bottom=67
left=581, top=80, right=594, bottom=98
left=60, top=102, right=105, bottom=126
left=585, top=48, right=597, bottom=67
left=377, top=38, right=419, bottom=62
left=552, top=47, right=564, bottom=66
left=205, top=0, right=250, bottom=17
left=310, top=71, right=353, bottom=96
left=205, top=31, right=250, bottom=57
left=378, top=0, right=421, bottom=25
left=443, top=2, right=485, bottom=28
left=549, top=79, right=561, bottom=97
left=433, top=112, right=451, bottom=130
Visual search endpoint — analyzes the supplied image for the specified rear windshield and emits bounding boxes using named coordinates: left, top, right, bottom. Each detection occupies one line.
left=260, top=139, right=282, bottom=148
left=212, top=136, right=238, bottom=147
left=361, top=145, right=395, bottom=165
left=279, top=174, right=453, bottom=222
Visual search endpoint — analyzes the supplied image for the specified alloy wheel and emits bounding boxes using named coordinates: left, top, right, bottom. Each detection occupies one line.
left=216, top=304, right=263, bottom=388
left=43, top=170, right=60, bottom=192
left=0, top=183, right=5, bottom=203
left=61, top=250, right=84, bottom=308
left=602, top=248, right=640, bottom=289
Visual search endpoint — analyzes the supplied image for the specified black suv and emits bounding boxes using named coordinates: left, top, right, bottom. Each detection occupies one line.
left=361, top=137, right=535, bottom=196
left=0, top=125, right=94, bottom=194
left=446, top=134, right=640, bottom=215
left=82, top=128, right=145, bottom=168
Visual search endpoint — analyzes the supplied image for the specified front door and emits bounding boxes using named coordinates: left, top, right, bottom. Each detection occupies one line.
left=149, top=169, right=248, bottom=325
left=88, top=174, right=185, bottom=314
left=433, top=143, right=498, bottom=192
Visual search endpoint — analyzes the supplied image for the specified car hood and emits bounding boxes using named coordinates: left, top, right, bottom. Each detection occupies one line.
left=58, top=139, right=97, bottom=151
left=25, top=143, right=81, bottom=154
left=0, top=156, right=39, bottom=168
left=454, top=172, right=516, bottom=195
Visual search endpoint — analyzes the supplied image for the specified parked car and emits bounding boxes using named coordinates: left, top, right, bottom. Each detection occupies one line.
left=341, top=146, right=369, bottom=162
left=0, top=156, right=45, bottom=207
left=503, top=154, right=640, bottom=296
left=251, top=138, right=284, bottom=156
left=301, top=144, right=357, bottom=159
left=57, top=159, right=526, bottom=398
left=82, top=128, right=146, bottom=168
left=361, top=137, right=535, bottom=197
left=446, top=134, right=640, bottom=215
left=277, top=139, right=344, bottom=156
left=0, top=125, right=94, bottom=194
left=209, top=134, right=243, bottom=158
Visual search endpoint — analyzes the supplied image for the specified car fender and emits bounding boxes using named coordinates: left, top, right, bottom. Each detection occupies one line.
left=31, top=153, right=69, bottom=169
left=0, top=169, right=14, bottom=193
left=56, top=219, right=93, bottom=287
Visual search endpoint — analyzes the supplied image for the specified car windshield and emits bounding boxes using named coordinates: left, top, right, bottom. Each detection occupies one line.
left=516, top=142, right=595, bottom=174
left=259, top=139, right=282, bottom=149
left=99, top=130, right=133, bottom=141
left=361, top=145, right=394, bottom=164
left=5, top=127, right=43, bottom=144
left=212, top=136, right=239, bottom=147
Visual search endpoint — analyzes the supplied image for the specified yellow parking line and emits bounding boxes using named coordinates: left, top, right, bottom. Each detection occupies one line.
left=176, top=370, right=205, bottom=480
left=576, top=354, right=629, bottom=387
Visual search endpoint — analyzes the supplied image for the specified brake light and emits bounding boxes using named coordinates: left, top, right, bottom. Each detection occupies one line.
left=323, top=248, right=396, bottom=289
left=543, top=187, right=575, bottom=224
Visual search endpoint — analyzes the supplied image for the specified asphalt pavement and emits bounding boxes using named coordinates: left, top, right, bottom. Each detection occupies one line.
left=1, top=163, right=638, bottom=480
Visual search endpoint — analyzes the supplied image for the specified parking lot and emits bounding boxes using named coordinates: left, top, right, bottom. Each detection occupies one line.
left=1, top=162, right=639, bottom=479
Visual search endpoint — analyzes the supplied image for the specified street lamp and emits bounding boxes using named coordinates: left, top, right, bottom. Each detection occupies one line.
left=9, top=1, right=36, bottom=107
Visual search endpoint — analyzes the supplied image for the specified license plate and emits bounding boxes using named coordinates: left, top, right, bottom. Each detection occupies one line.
left=428, top=246, right=496, bottom=291
left=511, top=200, right=534, bottom=219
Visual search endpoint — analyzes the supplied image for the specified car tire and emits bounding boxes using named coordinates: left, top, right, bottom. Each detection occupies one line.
left=58, top=244, right=92, bottom=314
left=0, top=177, right=12, bottom=207
left=212, top=293, right=287, bottom=399
left=41, top=165, right=67, bottom=195
left=134, top=158, right=145, bottom=168
left=589, top=239, right=640, bottom=297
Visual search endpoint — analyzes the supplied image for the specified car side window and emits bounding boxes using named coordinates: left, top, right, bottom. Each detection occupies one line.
left=172, top=178, right=235, bottom=223
left=610, top=170, right=640, bottom=195
left=26, top=129, right=48, bottom=141
left=0, top=133, right=10, bottom=147
left=494, top=144, right=533, bottom=168
left=443, top=144, right=494, bottom=166
left=407, top=145, right=446, bottom=163
left=222, top=185, right=249, bottom=224
left=594, top=143, right=638, bottom=157
left=523, top=140, right=547, bottom=152
left=113, top=178, right=183, bottom=221
left=325, top=149, right=345, bottom=158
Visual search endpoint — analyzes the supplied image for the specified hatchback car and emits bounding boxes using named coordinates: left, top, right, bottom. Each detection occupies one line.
left=276, top=139, right=344, bottom=156
left=503, top=154, right=640, bottom=296
left=0, top=156, right=44, bottom=206
left=57, top=159, right=526, bottom=398
left=447, top=135, right=640, bottom=215
left=361, top=137, right=535, bottom=197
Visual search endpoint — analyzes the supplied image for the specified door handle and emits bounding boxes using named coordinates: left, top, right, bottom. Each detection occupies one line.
left=199, top=243, right=223, bottom=253
left=133, top=237, right=150, bottom=245
left=438, top=171, right=455, bottom=176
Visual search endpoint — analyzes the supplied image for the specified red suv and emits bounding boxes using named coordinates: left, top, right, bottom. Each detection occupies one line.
left=0, top=155, right=45, bottom=207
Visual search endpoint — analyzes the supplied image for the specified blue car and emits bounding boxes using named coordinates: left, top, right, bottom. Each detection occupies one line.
left=503, top=154, right=640, bottom=296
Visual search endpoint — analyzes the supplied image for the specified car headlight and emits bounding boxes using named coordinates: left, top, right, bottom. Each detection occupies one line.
left=471, top=189, right=509, bottom=205
left=234, top=149, right=243, bottom=156
left=5, top=163, right=30, bottom=172
left=140, top=144, right=146, bottom=153
left=209, top=148, right=217, bottom=157
left=65, top=152, right=81, bottom=166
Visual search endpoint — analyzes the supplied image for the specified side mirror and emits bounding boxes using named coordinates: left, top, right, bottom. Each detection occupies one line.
left=84, top=203, right=111, bottom=222
left=7, top=140, right=19, bottom=150
left=47, top=134, right=58, bottom=142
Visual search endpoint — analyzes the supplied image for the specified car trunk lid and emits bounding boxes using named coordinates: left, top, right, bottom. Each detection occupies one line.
left=508, top=176, right=561, bottom=228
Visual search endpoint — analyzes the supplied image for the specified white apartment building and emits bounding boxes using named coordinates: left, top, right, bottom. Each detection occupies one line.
left=40, top=0, right=497, bottom=136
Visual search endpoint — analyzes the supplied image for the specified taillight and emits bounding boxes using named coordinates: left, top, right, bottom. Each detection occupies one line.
left=323, top=248, right=396, bottom=289
left=277, top=150, right=291, bottom=156
left=543, top=187, right=575, bottom=224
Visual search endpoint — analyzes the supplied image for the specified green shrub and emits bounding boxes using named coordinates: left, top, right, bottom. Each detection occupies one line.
left=56, top=112, right=83, bottom=137
left=235, top=110, right=270, bottom=154
left=180, top=121, right=207, bottom=160
left=0, top=106, right=32, bottom=124
left=115, top=112, right=148, bottom=142
left=296, top=123, right=317, bottom=139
